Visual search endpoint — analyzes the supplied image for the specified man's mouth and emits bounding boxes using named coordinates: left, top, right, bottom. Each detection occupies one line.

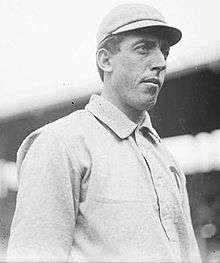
left=140, top=77, right=160, bottom=95
left=140, top=77, right=160, bottom=87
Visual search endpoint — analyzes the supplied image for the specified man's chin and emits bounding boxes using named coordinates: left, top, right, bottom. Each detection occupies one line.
left=144, top=98, right=157, bottom=111
left=131, top=97, right=158, bottom=111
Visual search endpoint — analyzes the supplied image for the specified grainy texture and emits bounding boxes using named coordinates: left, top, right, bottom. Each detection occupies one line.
left=7, top=95, right=201, bottom=262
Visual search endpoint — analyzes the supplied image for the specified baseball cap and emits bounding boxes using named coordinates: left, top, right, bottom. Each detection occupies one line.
left=97, top=3, right=182, bottom=48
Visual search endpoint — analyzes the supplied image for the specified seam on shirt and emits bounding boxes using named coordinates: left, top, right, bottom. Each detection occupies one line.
left=48, top=128, right=85, bottom=178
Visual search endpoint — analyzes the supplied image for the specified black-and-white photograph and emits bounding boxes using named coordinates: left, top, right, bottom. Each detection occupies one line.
left=0, top=0, right=220, bottom=262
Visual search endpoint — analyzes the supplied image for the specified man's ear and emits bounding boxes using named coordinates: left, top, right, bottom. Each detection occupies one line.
left=96, top=48, right=113, bottom=74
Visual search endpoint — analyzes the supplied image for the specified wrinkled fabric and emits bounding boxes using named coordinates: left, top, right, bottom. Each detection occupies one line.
left=7, top=95, right=201, bottom=262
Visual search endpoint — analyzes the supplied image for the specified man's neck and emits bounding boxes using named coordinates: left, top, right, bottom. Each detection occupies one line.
left=101, top=89, right=145, bottom=124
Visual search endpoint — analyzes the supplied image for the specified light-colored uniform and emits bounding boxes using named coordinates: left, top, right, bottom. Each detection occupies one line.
left=7, top=95, right=201, bottom=262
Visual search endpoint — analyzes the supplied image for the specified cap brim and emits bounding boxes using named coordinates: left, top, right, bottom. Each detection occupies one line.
left=113, top=20, right=182, bottom=46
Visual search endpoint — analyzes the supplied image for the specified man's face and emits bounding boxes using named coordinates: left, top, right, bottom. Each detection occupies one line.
left=109, top=30, right=170, bottom=112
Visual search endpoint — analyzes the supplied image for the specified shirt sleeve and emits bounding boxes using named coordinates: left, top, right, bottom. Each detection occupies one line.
left=7, top=129, right=82, bottom=262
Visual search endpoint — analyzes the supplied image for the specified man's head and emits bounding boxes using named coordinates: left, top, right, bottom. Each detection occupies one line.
left=96, top=3, right=182, bottom=113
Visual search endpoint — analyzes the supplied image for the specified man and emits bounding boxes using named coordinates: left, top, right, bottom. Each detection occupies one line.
left=7, top=3, right=201, bottom=262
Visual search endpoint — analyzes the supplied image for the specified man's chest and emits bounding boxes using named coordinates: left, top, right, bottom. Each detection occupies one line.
left=80, top=133, right=184, bottom=217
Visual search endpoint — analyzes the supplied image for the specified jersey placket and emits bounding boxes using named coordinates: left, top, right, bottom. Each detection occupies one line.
left=134, top=127, right=178, bottom=243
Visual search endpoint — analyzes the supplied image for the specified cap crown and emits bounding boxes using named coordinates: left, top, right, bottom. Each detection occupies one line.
left=97, top=3, right=166, bottom=46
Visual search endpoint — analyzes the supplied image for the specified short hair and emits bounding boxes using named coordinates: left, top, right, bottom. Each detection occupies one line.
left=96, top=34, right=125, bottom=82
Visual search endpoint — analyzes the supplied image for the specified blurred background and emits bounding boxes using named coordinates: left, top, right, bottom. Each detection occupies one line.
left=0, top=0, right=220, bottom=262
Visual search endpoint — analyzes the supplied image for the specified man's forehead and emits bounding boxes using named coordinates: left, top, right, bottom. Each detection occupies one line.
left=120, top=30, right=170, bottom=48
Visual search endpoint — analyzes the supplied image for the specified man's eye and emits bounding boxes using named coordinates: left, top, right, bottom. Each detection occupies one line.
left=135, top=42, right=155, bottom=53
left=135, top=45, right=146, bottom=53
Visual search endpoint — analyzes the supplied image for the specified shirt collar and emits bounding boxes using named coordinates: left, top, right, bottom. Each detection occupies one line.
left=139, top=112, right=161, bottom=142
left=86, top=94, right=159, bottom=140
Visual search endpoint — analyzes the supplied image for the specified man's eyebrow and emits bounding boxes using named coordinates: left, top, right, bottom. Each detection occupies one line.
left=131, top=39, right=157, bottom=48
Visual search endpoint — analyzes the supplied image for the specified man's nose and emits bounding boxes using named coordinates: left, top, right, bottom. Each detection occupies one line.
left=150, top=48, right=166, bottom=73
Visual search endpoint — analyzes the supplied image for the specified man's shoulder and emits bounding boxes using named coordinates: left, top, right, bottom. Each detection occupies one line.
left=32, top=108, right=97, bottom=140
left=42, top=109, right=92, bottom=137
left=17, top=109, right=95, bottom=167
